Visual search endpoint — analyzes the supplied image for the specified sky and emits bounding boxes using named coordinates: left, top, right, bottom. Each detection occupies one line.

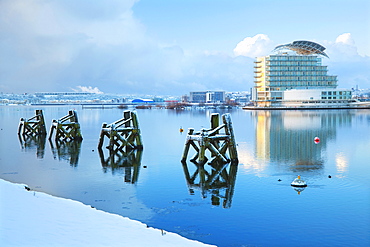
left=0, top=179, right=214, bottom=246
left=0, top=0, right=369, bottom=95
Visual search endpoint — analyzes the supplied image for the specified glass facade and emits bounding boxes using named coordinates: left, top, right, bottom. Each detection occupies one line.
left=190, top=92, right=207, bottom=103
left=253, top=54, right=338, bottom=104
left=190, top=91, right=225, bottom=103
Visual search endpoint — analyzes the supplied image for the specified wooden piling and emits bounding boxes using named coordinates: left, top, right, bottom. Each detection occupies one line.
left=49, top=110, right=83, bottom=142
left=98, top=110, right=143, bottom=153
left=181, top=113, right=238, bottom=164
left=223, top=114, right=238, bottom=162
left=18, top=110, right=47, bottom=137
left=98, top=112, right=143, bottom=184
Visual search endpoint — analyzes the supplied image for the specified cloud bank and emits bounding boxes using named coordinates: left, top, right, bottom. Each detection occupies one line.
left=0, top=0, right=252, bottom=95
left=0, top=1, right=368, bottom=95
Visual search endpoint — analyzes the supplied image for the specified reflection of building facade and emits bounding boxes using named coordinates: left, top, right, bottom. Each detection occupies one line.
left=254, top=110, right=352, bottom=170
left=251, top=40, right=357, bottom=108
left=190, top=91, right=225, bottom=103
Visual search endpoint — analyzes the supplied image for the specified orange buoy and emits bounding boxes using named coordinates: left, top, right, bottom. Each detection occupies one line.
left=179, top=127, right=184, bottom=133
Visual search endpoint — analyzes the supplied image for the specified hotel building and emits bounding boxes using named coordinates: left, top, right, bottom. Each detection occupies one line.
left=251, top=40, right=354, bottom=108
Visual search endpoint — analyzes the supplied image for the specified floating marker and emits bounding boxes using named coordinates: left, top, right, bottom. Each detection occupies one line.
left=314, top=137, right=320, bottom=144
left=291, top=175, right=307, bottom=187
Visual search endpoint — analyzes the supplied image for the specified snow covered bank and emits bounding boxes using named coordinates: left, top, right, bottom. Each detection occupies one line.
left=0, top=179, right=215, bottom=247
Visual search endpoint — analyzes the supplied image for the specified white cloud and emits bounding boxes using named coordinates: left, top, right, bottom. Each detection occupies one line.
left=72, top=86, right=104, bottom=94
left=335, top=33, right=355, bottom=46
left=233, top=34, right=273, bottom=58
left=324, top=33, right=359, bottom=59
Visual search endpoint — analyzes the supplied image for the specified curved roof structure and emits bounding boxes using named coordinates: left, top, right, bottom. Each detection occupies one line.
left=273, top=40, right=329, bottom=58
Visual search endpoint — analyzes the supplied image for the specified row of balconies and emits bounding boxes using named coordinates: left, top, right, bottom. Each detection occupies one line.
left=264, top=66, right=323, bottom=71
left=253, top=81, right=338, bottom=86
left=267, top=55, right=320, bottom=61
left=265, top=72, right=329, bottom=76
left=266, top=77, right=337, bottom=81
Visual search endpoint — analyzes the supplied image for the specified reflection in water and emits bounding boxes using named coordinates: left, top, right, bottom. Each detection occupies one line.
left=292, top=186, right=306, bottom=195
left=250, top=110, right=353, bottom=172
left=18, top=134, right=46, bottom=159
left=181, top=160, right=238, bottom=208
left=99, top=148, right=143, bottom=184
left=335, top=153, right=349, bottom=174
left=49, top=139, right=82, bottom=167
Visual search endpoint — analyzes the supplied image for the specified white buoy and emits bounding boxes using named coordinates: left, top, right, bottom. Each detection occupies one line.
left=291, top=175, right=307, bottom=187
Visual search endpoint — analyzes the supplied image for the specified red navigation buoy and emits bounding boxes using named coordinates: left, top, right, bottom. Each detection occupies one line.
left=314, top=137, right=320, bottom=144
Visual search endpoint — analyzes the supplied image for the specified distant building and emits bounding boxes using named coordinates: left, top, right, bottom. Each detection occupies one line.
left=190, top=91, right=225, bottom=103
left=35, top=92, right=94, bottom=98
left=190, top=92, right=207, bottom=103
left=181, top=94, right=189, bottom=103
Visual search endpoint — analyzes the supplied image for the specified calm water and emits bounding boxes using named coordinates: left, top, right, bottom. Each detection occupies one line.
left=1, top=106, right=369, bottom=247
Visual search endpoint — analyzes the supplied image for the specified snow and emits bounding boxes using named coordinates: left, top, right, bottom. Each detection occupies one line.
left=0, top=179, right=215, bottom=247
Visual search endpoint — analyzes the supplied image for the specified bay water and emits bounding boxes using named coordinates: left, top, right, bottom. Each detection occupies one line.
left=1, top=106, right=369, bottom=246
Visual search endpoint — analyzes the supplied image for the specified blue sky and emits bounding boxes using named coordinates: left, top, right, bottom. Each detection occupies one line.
left=0, top=0, right=369, bottom=95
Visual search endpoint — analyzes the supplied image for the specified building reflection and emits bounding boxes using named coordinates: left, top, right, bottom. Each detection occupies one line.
left=335, top=153, right=349, bottom=174
left=18, top=134, right=46, bottom=159
left=49, top=139, right=82, bottom=167
left=251, top=110, right=353, bottom=172
left=99, top=148, right=143, bottom=184
left=181, top=160, right=238, bottom=208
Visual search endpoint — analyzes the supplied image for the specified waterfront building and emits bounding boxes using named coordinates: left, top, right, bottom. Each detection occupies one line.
left=189, top=91, right=225, bottom=103
left=35, top=92, right=95, bottom=98
left=251, top=40, right=354, bottom=108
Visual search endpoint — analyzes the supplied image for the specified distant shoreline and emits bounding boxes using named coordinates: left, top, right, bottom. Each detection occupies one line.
left=242, top=106, right=370, bottom=110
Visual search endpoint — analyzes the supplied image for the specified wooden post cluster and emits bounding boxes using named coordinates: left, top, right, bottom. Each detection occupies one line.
left=98, top=110, right=143, bottom=153
left=18, top=110, right=47, bottom=138
left=49, top=110, right=83, bottom=142
left=97, top=110, right=143, bottom=182
left=18, top=109, right=47, bottom=158
left=181, top=113, right=238, bottom=165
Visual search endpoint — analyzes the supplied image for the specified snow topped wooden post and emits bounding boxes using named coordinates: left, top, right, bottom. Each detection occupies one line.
left=98, top=110, right=143, bottom=153
left=18, top=110, right=47, bottom=138
left=49, top=110, right=83, bottom=142
left=181, top=113, right=238, bottom=165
